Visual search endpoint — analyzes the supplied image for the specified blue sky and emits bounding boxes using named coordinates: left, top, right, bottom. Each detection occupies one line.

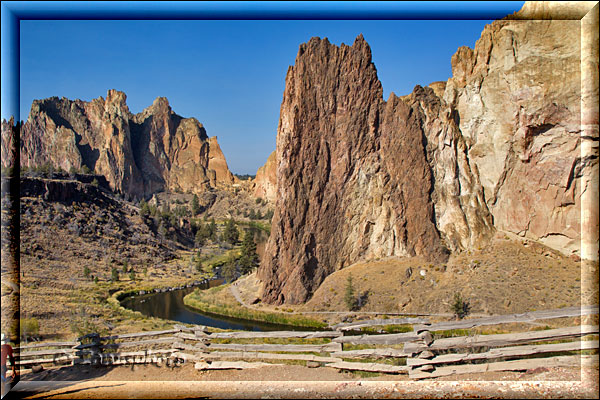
left=18, top=3, right=525, bottom=174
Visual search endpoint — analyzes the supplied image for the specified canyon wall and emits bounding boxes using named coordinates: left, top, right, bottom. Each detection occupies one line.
left=2, top=90, right=234, bottom=198
left=259, top=2, right=598, bottom=304
left=443, top=3, right=597, bottom=257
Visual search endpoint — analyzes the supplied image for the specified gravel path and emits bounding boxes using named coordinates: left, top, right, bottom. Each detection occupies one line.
left=9, top=363, right=599, bottom=399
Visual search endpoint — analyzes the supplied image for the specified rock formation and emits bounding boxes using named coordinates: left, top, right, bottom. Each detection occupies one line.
left=253, top=150, right=277, bottom=203
left=3, top=90, right=234, bottom=198
left=401, top=85, right=495, bottom=253
left=259, top=2, right=598, bottom=304
left=442, top=3, right=597, bottom=258
left=259, top=36, right=453, bottom=304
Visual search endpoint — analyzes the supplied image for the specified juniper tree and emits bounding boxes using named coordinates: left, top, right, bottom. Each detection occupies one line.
left=451, top=293, right=471, bottom=320
left=139, top=199, right=150, bottom=219
left=344, top=274, right=358, bottom=311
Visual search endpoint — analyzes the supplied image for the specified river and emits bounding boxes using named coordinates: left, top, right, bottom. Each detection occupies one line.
left=120, top=280, right=315, bottom=332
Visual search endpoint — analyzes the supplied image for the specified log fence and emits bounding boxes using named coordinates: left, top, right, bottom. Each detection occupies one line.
left=13, top=305, right=599, bottom=378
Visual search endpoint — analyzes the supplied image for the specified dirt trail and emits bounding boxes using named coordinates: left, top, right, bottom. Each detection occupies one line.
left=228, top=284, right=247, bottom=307
left=9, top=362, right=599, bottom=399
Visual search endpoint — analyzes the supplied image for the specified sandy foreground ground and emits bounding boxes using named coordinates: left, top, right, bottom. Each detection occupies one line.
left=5, top=362, right=598, bottom=399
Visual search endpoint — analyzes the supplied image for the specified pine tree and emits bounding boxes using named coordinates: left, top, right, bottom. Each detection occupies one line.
left=239, top=230, right=259, bottom=274
left=111, top=267, right=119, bottom=282
left=208, top=218, right=217, bottom=241
left=222, top=252, right=238, bottom=283
left=158, top=220, right=168, bottom=239
left=222, top=218, right=239, bottom=245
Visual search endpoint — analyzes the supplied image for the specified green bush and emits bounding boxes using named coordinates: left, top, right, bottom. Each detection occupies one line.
left=20, top=317, right=40, bottom=342
left=70, top=309, right=106, bottom=338
left=451, top=292, right=471, bottom=320
left=139, top=199, right=150, bottom=219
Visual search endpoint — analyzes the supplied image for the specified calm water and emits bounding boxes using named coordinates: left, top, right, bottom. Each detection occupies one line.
left=120, top=281, right=314, bottom=332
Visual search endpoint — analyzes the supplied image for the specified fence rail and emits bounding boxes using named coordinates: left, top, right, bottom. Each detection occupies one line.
left=13, top=305, right=599, bottom=378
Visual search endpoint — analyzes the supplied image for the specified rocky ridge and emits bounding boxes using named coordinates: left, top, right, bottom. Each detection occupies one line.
left=2, top=90, right=234, bottom=199
left=259, top=3, right=598, bottom=304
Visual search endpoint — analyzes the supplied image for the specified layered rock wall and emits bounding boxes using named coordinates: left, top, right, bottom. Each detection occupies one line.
left=443, top=4, right=596, bottom=257
left=4, top=90, right=234, bottom=198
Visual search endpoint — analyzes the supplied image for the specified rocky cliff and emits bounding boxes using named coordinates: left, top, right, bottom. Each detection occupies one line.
left=259, top=2, right=598, bottom=304
left=3, top=90, right=234, bottom=198
left=259, top=36, right=455, bottom=304
left=253, top=150, right=277, bottom=203
left=442, top=2, right=597, bottom=258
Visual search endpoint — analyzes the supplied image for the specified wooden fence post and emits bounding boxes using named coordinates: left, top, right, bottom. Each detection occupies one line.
left=74, top=332, right=101, bottom=366
left=407, top=329, right=436, bottom=377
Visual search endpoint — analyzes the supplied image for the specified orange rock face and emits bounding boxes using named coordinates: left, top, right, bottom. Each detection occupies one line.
left=6, top=90, right=234, bottom=198
left=443, top=3, right=598, bottom=259
left=253, top=150, right=277, bottom=203
left=207, top=137, right=235, bottom=187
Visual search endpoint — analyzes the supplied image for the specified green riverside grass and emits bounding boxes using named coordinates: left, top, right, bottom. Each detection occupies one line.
left=184, top=288, right=328, bottom=329
left=211, top=337, right=330, bottom=345
left=359, top=324, right=413, bottom=334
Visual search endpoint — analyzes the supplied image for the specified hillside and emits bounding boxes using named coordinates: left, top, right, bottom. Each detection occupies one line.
left=301, top=232, right=597, bottom=318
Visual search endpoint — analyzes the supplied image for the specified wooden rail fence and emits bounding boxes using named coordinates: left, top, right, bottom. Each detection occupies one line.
left=13, top=305, right=599, bottom=379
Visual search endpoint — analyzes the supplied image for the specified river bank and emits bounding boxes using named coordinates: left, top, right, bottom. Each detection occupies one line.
left=183, top=282, right=328, bottom=329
